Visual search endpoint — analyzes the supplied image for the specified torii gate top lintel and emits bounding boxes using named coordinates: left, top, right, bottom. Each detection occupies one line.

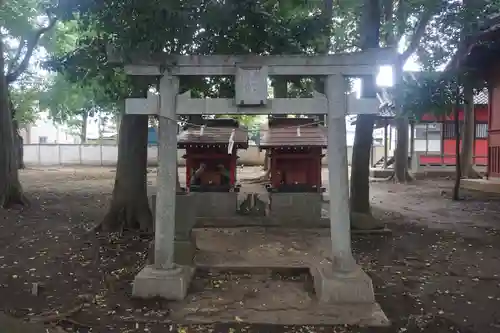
left=122, top=48, right=396, bottom=117
left=107, top=46, right=397, bottom=77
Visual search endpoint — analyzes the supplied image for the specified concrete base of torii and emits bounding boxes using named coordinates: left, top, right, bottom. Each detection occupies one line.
left=133, top=265, right=195, bottom=300
left=311, top=265, right=376, bottom=304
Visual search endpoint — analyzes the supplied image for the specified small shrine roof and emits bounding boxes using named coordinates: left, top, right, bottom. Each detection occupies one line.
left=177, top=118, right=249, bottom=149
left=259, top=118, right=327, bottom=149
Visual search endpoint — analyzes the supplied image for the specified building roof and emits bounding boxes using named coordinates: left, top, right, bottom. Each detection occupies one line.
left=259, top=118, right=327, bottom=149
left=177, top=118, right=248, bottom=149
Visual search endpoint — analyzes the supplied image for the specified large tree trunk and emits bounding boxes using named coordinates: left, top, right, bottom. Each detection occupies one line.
left=14, top=122, right=25, bottom=170
left=349, top=0, right=382, bottom=230
left=81, top=111, right=88, bottom=143
left=350, top=114, right=375, bottom=215
left=460, top=82, right=481, bottom=178
left=0, top=39, right=27, bottom=208
left=453, top=85, right=462, bottom=201
left=8, top=97, right=25, bottom=169
left=101, top=114, right=153, bottom=232
left=394, top=116, right=412, bottom=182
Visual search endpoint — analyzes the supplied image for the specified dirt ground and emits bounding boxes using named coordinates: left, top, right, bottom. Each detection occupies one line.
left=1, top=166, right=500, bottom=333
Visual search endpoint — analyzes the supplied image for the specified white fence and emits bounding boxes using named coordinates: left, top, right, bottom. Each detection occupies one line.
left=23, top=144, right=386, bottom=167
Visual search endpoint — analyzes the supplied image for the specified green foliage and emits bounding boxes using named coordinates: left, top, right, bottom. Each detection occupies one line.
left=47, top=0, right=329, bottom=107
left=9, top=76, right=45, bottom=124
left=399, top=72, right=458, bottom=120
left=397, top=0, right=500, bottom=119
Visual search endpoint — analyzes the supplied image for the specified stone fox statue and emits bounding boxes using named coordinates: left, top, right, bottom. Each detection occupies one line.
left=190, top=163, right=230, bottom=186
left=190, top=163, right=207, bottom=186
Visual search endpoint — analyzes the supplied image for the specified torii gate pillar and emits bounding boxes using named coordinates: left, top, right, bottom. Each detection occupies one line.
left=121, top=50, right=395, bottom=306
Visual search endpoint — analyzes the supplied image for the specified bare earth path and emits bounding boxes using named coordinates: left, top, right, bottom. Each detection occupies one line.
left=0, top=166, right=499, bottom=332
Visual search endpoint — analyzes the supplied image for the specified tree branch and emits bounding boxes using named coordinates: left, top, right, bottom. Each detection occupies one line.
left=399, top=8, right=434, bottom=64
left=394, top=0, right=407, bottom=42
left=382, top=0, right=395, bottom=46
left=6, top=15, right=58, bottom=84
left=7, top=39, right=26, bottom=73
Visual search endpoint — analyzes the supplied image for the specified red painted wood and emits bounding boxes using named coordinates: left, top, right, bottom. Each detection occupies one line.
left=488, top=76, right=500, bottom=177
left=419, top=139, right=487, bottom=166
left=420, top=107, right=488, bottom=122
left=269, top=147, right=323, bottom=189
left=185, top=147, right=238, bottom=186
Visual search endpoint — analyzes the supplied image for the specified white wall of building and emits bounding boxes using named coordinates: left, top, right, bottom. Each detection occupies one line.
left=23, top=144, right=386, bottom=167
left=20, top=111, right=80, bottom=144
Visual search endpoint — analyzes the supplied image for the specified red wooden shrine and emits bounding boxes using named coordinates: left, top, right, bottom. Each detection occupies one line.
left=177, top=119, right=248, bottom=190
left=259, top=118, right=327, bottom=192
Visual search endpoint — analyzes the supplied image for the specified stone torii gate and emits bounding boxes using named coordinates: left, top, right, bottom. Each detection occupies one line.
left=113, top=48, right=396, bottom=303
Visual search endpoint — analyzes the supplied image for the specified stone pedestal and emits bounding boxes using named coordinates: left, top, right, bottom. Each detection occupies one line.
left=132, top=265, right=195, bottom=300
left=310, top=265, right=375, bottom=303
left=194, top=192, right=238, bottom=218
left=149, top=193, right=198, bottom=265
left=269, top=193, right=322, bottom=226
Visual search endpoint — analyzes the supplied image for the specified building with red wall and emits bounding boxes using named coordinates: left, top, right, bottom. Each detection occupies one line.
left=418, top=96, right=488, bottom=166
left=452, top=14, right=500, bottom=178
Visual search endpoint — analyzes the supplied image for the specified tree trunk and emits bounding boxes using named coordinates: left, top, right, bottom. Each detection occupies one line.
left=101, top=114, right=153, bottom=231
left=14, top=122, right=25, bottom=170
left=460, top=82, right=481, bottom=178
left=349, top=0, right=382, bottom=230
left=81, top=111, right=88, bottom=143
left=453, top=86, right=462, bottom=201
left=8, top=96, right=25, bottom=169
left=0, top=39, right=28, bottom=208
left=350, top=114, right=375, bottom=215
left=393, top=56, right=413, bottom=183
left=394, top=116, right=412, bottom=182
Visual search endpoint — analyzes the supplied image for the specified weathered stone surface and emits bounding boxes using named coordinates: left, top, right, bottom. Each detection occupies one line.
left=194, top=192, right=238, bottom=218
left=132, top=265, right=195, bottom=300
left=369, top=168, right=393, bottom=178
left=149, top=193, right=198, bottom=265
left=175, top=193, right=198, bottom=240
left=310, top=265, right=376, bottom=304
left=269, top=193, right=322, bottom=225
left=147, top=238, right=198, bottom=266
left=149, top=193, right=198, bottom=240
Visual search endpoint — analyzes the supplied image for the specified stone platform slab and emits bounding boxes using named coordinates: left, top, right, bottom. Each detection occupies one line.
left=268, top=192, right=323, bottom=225
left=166, top=227, right=388, bottom=326
left=192, top=192, right=239, bottom=218
left=461, top=178, right=500, bottom=194
left=369, top=168, right=393, bottom=178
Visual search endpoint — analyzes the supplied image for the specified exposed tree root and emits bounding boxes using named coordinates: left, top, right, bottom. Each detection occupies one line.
left=394, top=171, right=414, bottom=183
left=351, top=211, right=385, bottom=230
left=100, top=200, right=153, bottom=233
left=462, top=168, right=482, bottom=179
left=0, top=181, right=29, bottom=209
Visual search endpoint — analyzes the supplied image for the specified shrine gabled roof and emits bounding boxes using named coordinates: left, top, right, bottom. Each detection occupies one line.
left=177, top=118, right=248, bottom=149
left=259, top=118, right=327, bottom=149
